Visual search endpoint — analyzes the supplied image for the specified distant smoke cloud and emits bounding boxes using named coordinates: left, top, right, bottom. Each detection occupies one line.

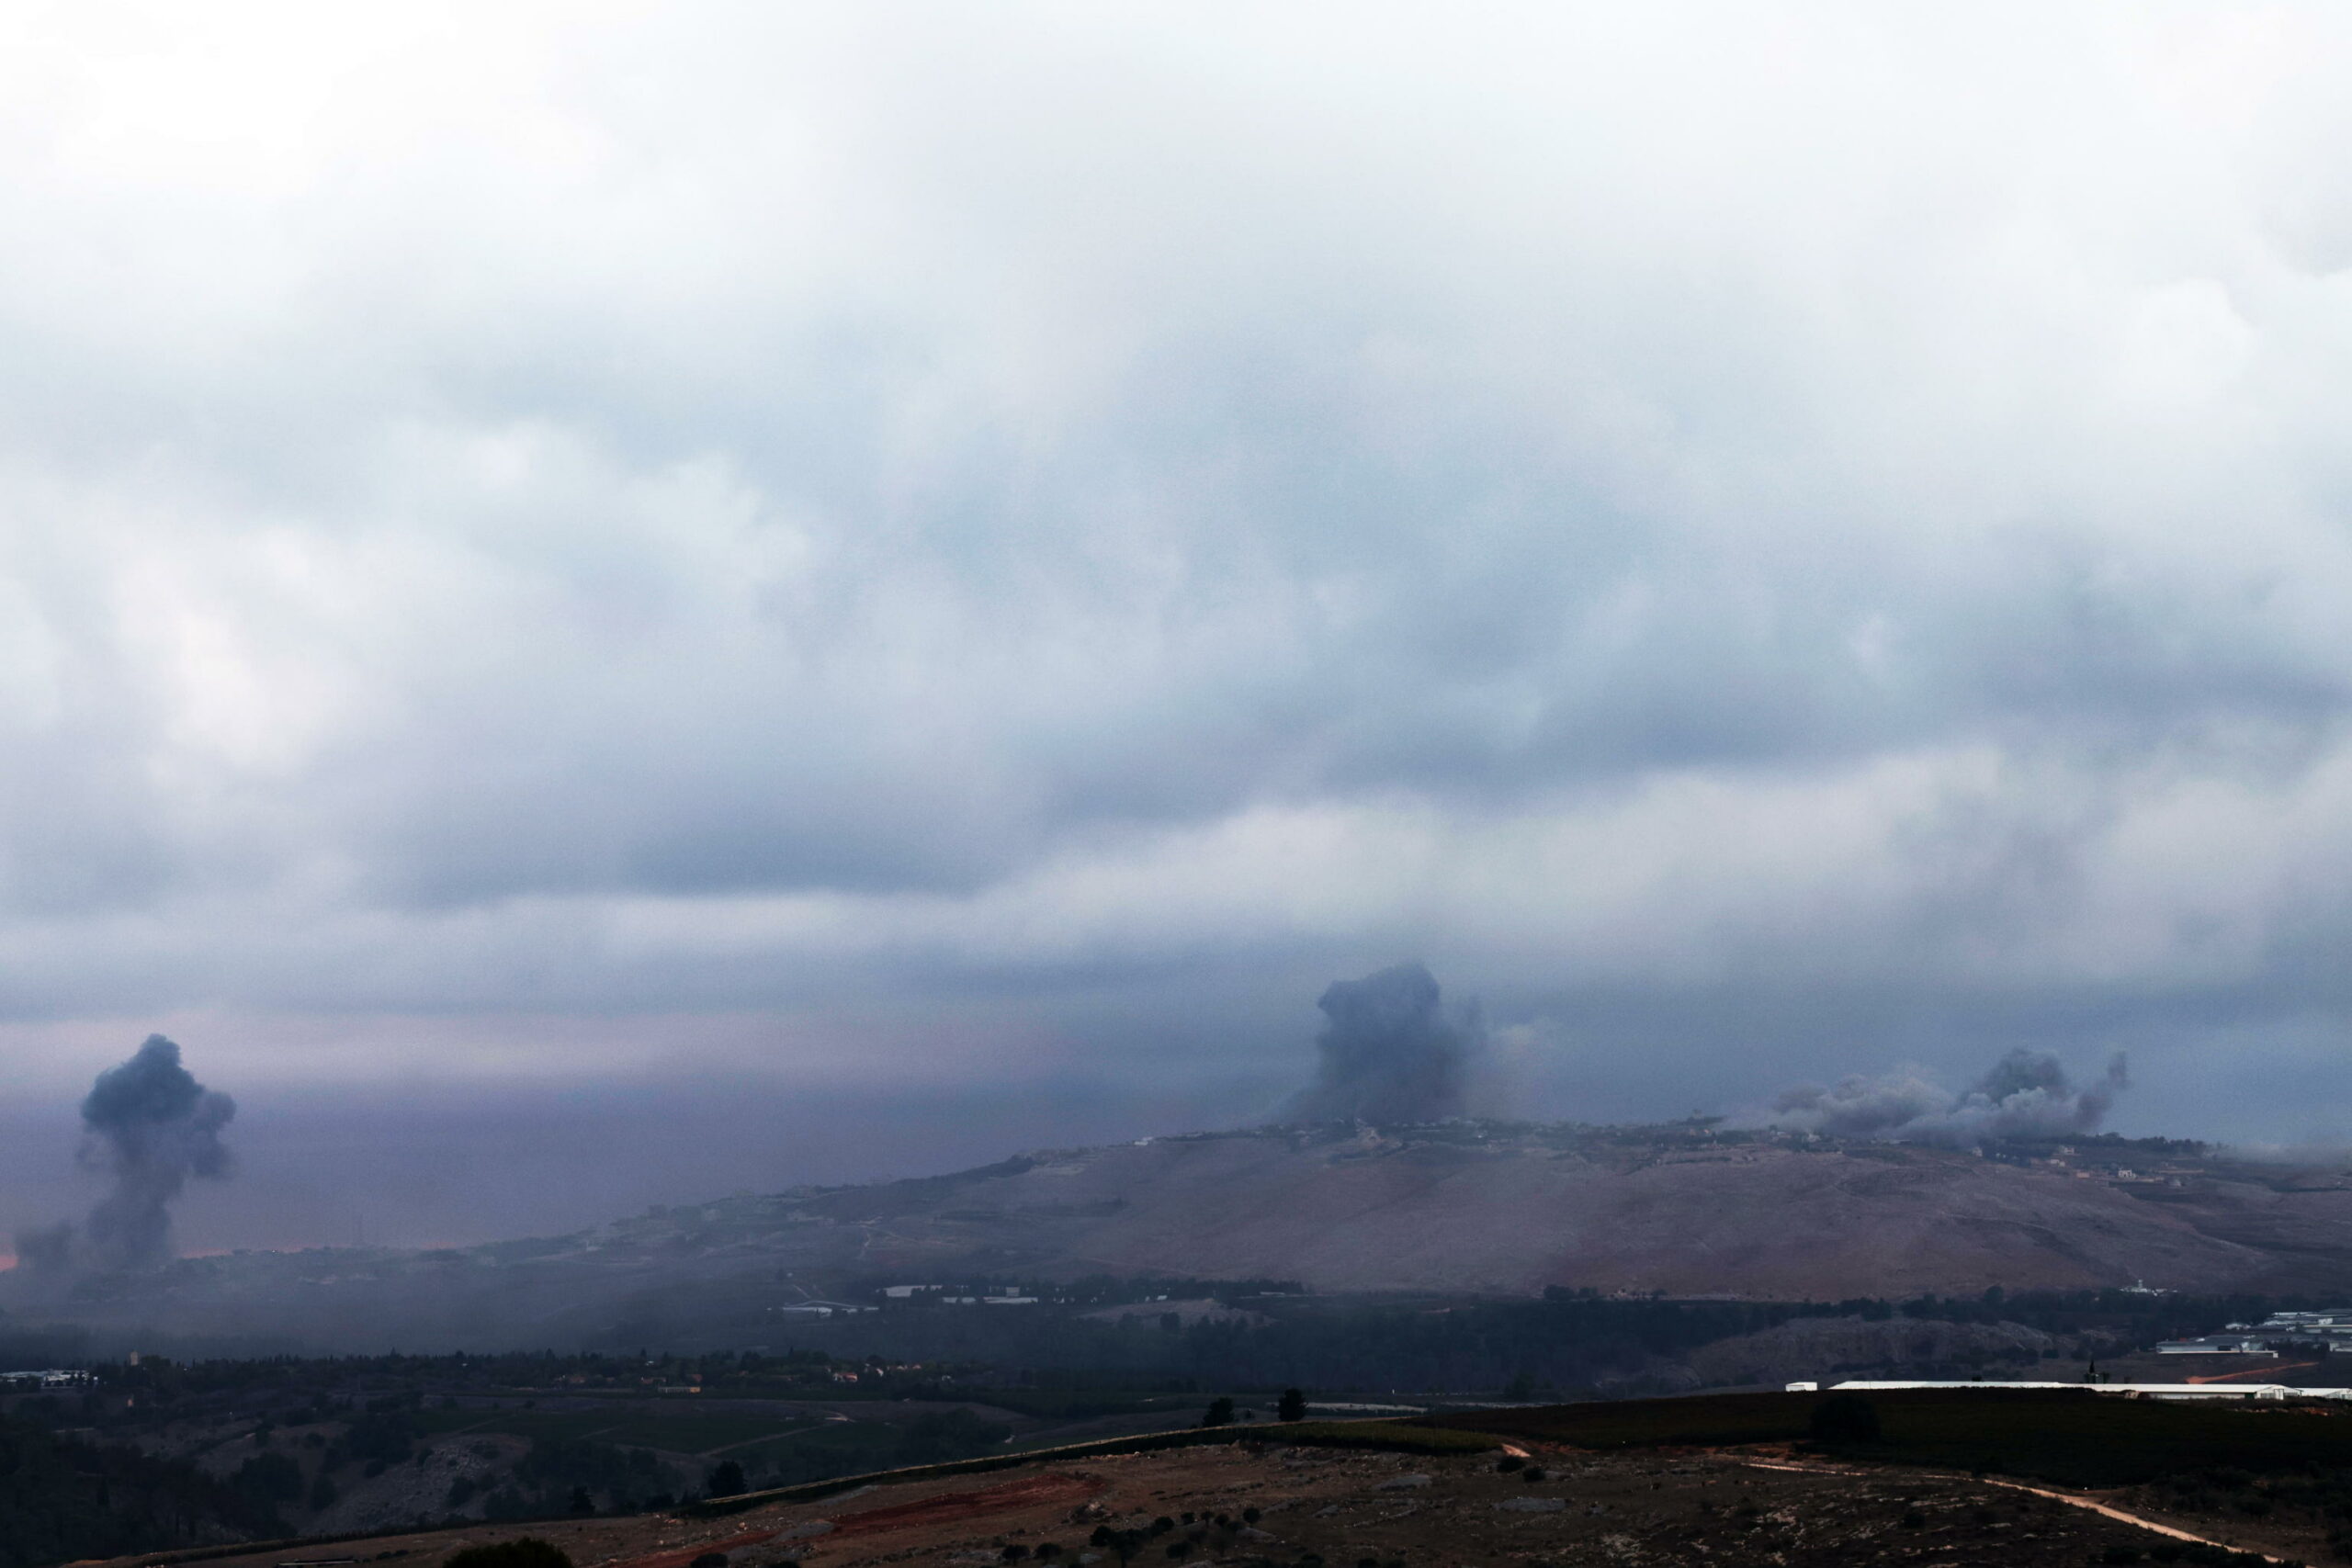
left=1283, top=962, right=1483, bottom=1124
left=1759, top=1048, right=2129, bottom=1145
left=11, top=1035, right=237, bottom=1274
left=10, top=1222, right=74, bottom=1275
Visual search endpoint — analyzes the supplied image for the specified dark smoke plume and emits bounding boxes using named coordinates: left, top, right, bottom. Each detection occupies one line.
left=1758, top=1047, right=2129, bottom=1145
left=12, top=1035, right=236, bottom=1274
left=1283, top=962, right=1483, bottom=1124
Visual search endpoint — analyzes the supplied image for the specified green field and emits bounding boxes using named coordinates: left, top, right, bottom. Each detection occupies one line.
left=952, top=1389, right=1193, bottom=1421
left=420, top=1406, right=825, bottom=1453
left=1430, top=1388, right=2352, bottom=1487
left=721, top=1419, right=905, bottom=1468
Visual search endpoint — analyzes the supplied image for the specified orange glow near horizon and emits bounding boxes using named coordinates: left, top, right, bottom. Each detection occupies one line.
left=2185, top=1360, right=2322, bottom=1384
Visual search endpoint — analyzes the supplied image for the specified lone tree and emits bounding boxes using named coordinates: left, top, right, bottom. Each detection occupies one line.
left=1277, top=1388, right=1306, bottom=1423
left=1201, top=1397, right=1235, bottom=1428
left=705, top=1459, right=747, bottom=1498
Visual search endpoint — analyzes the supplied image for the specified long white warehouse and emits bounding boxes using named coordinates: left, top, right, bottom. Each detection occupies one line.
left=1787, top=1379, right=2352, bottom=1402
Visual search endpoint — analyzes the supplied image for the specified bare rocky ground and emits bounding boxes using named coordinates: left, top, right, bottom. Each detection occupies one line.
left=104, top=1439, right=2310, bottom=1568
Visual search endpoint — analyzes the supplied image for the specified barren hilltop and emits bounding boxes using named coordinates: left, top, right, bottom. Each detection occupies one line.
left=765, top=1121, right=2352, bottom=1300
left=13, top=1119, right=2352, bottom=1353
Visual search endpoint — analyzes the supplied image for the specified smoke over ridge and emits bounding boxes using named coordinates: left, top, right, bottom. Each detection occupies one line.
left=1758, top=1047, right=2129, bottom=1145
left=12, top=1035, right=237, bottom=1274
left=1283, top=962, right=1483, bottom=1124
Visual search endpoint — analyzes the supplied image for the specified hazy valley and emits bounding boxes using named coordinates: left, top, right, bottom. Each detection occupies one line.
left=8, top=1116, right=2348, bottom=1359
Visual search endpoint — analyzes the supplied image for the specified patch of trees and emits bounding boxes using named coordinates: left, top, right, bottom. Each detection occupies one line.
left=230, top=1449, right=305, bottom=1513
left=0, top=1414, right=280, bottom=1568
left=2155, top=1461, right=2352, bottom=1558
left=6, top=1284, right=2328, bottom=1472
left=782, top=1286, right=2336, bottom=1394
left=332, top=1404, right=424, bottom=1472
left=892, top=1407, right=1012, bottom=1466
left=480, top=1436, right=668, bottom=1517
left=12, top=1347, right=939, bottom=1441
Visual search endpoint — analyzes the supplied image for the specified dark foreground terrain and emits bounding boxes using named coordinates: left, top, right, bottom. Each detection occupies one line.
left=81, top=1391, right=2324, bottom=1568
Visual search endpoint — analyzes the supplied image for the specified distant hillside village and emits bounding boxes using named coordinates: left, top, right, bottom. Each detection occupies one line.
left=2156, top=1308, right=2352, bottom=1357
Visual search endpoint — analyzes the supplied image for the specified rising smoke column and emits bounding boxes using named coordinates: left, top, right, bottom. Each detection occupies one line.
left=12, top=1035, right=237, bottom=1274
left=1762, top=1047, right=2129, bottom=1145
left=1282, top=962, right=1483, bottom=1124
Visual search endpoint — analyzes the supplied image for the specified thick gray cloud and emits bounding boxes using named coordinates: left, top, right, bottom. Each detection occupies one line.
left=1283, top=962, right=1482, bottom=1124
left=13, top=1035, right=236, bottom=1274
left=1754, top=1048, right=2130, bottom=1145
left=0, top=3, right=2348, bottom=1182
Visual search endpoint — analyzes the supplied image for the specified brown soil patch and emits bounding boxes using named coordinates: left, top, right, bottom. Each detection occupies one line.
left=90, top=1438, right=2320, bottom=1568
left=828, top=1472, right=1104, bottom=1539
left=604, top=1527, right=788, bottom=1568
left=600, top=1472, right=1104, bottom=1568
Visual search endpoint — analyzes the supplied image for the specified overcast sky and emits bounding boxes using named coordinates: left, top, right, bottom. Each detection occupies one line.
left=6, top=2, right=2352, bottom=1245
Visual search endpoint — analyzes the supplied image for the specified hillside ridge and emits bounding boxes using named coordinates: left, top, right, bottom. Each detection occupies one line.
left=9, top=1118, right=2352, bottom=1352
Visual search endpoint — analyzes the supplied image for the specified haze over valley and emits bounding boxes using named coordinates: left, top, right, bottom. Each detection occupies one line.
left=10, top=7, right=2352, bottom=1565
left=2, top=971, right=2343, bottom=1361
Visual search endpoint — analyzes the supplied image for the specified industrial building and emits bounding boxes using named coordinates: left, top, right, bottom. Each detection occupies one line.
left=2144, top=1307, right=2352, bottom=1357
left=1793, top=1379, right=2352, bottom=1403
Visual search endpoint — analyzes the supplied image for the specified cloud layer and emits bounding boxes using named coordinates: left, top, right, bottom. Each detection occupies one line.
left=0, top=5, right=2349, bottom=1144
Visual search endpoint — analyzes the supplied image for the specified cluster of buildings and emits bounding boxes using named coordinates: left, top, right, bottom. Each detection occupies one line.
left=766, top=1300, right=876, bottom=1318
left=0, top=1369, right=90, bottom=1389
left=1796, top=1379, right=2352, bottom=1403
left=877, top=1284, right=1041, bottom=1304
left=2154, top=1308, right=2352, bottom=1357
left=768, top=1284, right=1048, bottom=1319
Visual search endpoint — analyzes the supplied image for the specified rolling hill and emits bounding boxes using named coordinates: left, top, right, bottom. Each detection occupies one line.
left=11, top=1121, right=2352, bottom=1352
